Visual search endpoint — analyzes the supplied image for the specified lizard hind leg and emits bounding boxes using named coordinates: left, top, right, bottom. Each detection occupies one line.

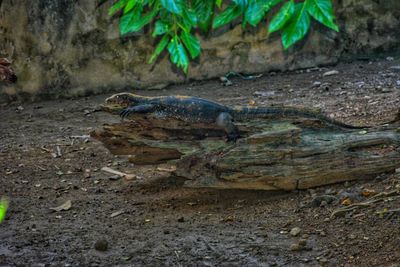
left=216, top=112, right=241, bottom=142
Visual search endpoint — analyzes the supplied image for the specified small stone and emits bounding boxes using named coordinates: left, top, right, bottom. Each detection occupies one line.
left=298, top=239, right=307, bottom=247
left=253, top=91, right=275, bottom=97
left=310, top=195, right=337, bottom=207
left=386, top=56, right=395, bottom=61
left=320, top=200, right=328, bottom=207
left=348, top=234, right=356, bottom=240
left=290, top=227, right=301, bottom=237
left=381, top=88, right=393, bottom=93
left=318, top=257, right=329, bottom=263
left=389, top=66, right=400, bottom=72
left=312, top=81, right=322, bottom=87
left=109, top=175, right=121, bottom=181
left=177, top=217, right=185, bottom=223
left=290, top=243, right=302, bottom=251
left=322, top=70, right=339, bottom=77
left=16, top=106, right=24, bottom=112
left=94, top=239, right=108, bottom=251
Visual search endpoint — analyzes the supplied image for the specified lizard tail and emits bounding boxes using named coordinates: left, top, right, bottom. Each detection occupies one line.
left=234, top=106, right=366, bottom=129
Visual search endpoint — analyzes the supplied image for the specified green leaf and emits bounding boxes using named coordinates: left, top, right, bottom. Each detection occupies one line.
left=120, top=6, right=157, bottom=35
left=245, top=0, right=266, bottom=26
left=0, top=198, right=8, bottom=223
left=148, top=34, right=170, bottom=63
left=123, top=0, right=137, bottom=14
left=152, top=21, right=169, bottom=36
left=167, top=37, right=189, bottom=73
left=193, top=0, right=214, bottom=32
left=181, top=31, right=201, bottom=59
left=119, top=5, right=141, bottom=34
left=109, top=0, right=128, bottom=16
left=160, top=0, right=183, bottom=15
left=306, top=0, right=339, bottom=32
left=233, top=0, right=249, bottom=11
left=212, top=4, right=242, bottom=29
left=215, top=0, right=223, bottom=8
left=182, top=8, right=197, bottom=28
left=281, top=3, right=311, bottom=49
left=264, top=0, right=284, bottom=12
left=268, top=0, right=295, bottom=33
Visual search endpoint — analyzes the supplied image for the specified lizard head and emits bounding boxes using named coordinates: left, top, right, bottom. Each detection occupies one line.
left=105, top=93, right=142, bottom=108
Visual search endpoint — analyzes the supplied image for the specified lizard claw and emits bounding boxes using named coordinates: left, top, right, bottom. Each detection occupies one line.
left=119, top=107, right=133, bottom=118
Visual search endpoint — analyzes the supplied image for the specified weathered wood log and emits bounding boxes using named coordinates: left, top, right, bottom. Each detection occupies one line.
left=91, top=103, right=400, bottom=190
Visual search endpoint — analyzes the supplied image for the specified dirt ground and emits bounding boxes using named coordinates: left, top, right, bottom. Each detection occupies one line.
left=1, top=58, right=400, bottom=267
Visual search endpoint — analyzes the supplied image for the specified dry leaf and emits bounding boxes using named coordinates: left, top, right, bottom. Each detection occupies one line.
left=341, top=198, right=352, bottom=206
left=50, top=200, right=72, bottom=212
left=361, top=189, right=377, bottom=197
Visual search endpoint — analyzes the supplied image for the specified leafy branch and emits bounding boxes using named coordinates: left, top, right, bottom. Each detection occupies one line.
left=106, top=0, right=339, bottom=73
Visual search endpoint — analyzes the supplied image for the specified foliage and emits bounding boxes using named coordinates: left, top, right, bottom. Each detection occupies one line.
left=0, top=198, right=8, bottom=223
left=106, top=0, right=338, bottom=73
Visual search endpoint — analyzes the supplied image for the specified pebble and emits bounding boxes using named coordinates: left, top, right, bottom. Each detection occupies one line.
left=381, top=88, right=393, bottom=93
left=290, top=243, right=302, bottom=251
left=109, top=175, right=121, bottom=181
left=290, top=227, right=301, bottom=237
left=348, top=234, right=356, bottom=240
left=298, top=239, right=307, bottom=246
left=16, top=106, right=24, bottom=112
left=389, top=66, right=400, bottom=72
left=322, top=70, right=339, bottom=77
left=312, top=81, right=322, bottom=87
left=94, top=239, right=108, bottom=251
left=386, top=56, right=395, bottom=61
left=310, top=195, right=338, bottom=207
left=318, top=257, right=329, bottom=263
left=253, top=91, right=275, bottom=97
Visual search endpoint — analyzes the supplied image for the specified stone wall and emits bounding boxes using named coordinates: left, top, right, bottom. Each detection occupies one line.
left=1, top=0, right=400, bottom=101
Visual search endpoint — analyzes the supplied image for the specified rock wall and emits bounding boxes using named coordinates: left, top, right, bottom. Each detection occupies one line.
left=1, top=0, right=400, bottom=101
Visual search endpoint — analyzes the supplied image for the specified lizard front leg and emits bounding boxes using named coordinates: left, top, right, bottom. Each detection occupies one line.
left=120, top=104, right=156, bottom=118
left=216, top=112, right=240, bottom=142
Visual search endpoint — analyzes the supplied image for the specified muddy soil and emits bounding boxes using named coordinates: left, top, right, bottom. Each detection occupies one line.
left=1, top=58, right=400, bottom=267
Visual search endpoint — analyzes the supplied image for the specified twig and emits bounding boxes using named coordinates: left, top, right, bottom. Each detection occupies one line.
left=101, top=167, right=138, bottom=180
left=56, top=146, right=62, bottom=157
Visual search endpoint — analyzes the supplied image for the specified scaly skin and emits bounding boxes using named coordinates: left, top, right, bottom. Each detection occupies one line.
left=105, top=93, right=366, bottom=141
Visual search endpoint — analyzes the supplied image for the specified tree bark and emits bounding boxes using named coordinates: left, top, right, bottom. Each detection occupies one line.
left=92, top=105, right=400, bottom=190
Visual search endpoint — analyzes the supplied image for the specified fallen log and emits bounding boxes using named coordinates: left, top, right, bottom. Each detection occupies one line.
left=91, top=101, right=400, bottom=190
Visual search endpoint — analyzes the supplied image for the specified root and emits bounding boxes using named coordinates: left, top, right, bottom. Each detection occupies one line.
left=331, top=189, right=400, bottom=218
